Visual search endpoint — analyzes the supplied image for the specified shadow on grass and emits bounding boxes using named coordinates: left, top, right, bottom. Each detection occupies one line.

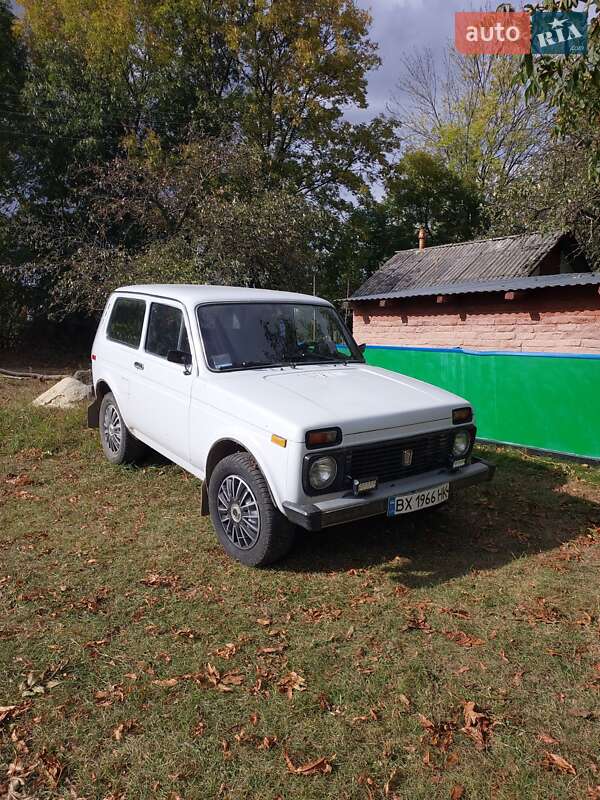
left=277, top=448, right=600, bottom=588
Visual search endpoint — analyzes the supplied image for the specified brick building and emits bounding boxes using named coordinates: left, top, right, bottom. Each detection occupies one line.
left=350, top=232, right=600, bottom=460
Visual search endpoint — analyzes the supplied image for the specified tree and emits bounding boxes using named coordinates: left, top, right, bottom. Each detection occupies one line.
left=390, top=48, right=550, bottom=199
left=2, top=139, right=329, bottom=320
left=17, top=0, right=396, bottom=207
left=319, top=151, right=482, bottom=304
left=521, top=1, right=600, bottom=172
left=384, top=151, right=482, bottom=246
left=487, top=125, right=600, bottom=268
left=0, top=0, right=25, bottom=210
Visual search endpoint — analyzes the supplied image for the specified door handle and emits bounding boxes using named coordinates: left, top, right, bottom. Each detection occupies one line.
left=134, top=361, right=144, bottom=370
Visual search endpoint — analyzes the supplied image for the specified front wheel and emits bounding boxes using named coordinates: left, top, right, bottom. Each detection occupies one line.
left=208, top=452, right=296, bottom=567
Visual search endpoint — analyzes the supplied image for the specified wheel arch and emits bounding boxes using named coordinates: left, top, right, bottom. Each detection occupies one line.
left=201, top=438, right=279, bottom=516
left=87, top=379, right=113, bottom=428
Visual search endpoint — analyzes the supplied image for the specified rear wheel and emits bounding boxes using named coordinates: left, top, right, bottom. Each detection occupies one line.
left=208, top=452, right=296, bottom=567
left=99, top=392, right=146, bottom=465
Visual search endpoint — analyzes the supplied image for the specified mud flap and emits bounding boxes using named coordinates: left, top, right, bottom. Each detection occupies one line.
left=87, top=396, right=101, bottom=428
left=200, top=481, right=209, bottom=516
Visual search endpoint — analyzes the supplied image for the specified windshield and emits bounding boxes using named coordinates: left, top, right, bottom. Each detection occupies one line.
left=196, top=302, right=363, bottom=371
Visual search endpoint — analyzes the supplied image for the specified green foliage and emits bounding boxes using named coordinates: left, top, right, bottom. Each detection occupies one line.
left=393, top=51, right=550, bottom=199
left=2, top=139, right=328, bottom=319
left=321, top=152, right=482, bottom=302
left=521, top=1, right=600, bottom=170
left=487, top=126, right=600, bottom=268
left=0, top=0, right=25, bottom=208
left=17, top=0, right=395, bottom=206
left=384, top=151, right=482, bottom=246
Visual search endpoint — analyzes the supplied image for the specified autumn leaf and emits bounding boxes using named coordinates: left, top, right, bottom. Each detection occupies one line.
left=210, top=642, right=237, bottom=660
left=461, top=701, right=495, bottom=751
left=442, top=630, right=485, bottom=648
left=451, top=785, right=465, bottom=800
left=0, top=702, right=32, bottom=726
left=141, top=573, right=180, bottom=588
left=152, top=677, right=179, bottom=688
left=284, top=750, right=334, bottom=775
left=112, top=719, right=139, bottom=741
left=205, top=663, right=244, bottom=692
left=542, top=752, right=576, bottom=775
left=277, top=671, right=306, bottom=699
left=538, top=731, right=559, bottom=745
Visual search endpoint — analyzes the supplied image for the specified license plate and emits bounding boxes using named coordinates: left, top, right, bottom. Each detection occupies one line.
left=387, top=483, right=449, bottom=516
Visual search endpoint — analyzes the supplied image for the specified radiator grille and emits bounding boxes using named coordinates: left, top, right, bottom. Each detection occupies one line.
left=348, top=429, right=453, bottom=484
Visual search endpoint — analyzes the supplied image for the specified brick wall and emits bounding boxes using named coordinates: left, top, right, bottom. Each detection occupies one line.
left=352, top=285, right=600, bottom=355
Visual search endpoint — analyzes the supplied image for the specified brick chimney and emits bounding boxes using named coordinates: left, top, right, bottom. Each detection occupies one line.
left=418, top=226, right=427, bottom=251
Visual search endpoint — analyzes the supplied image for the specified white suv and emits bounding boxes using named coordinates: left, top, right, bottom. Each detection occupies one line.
left=89, top=285, right=494, bottom=566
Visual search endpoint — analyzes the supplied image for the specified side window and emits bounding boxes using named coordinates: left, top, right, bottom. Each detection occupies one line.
left=145, top=303, right=191, bottom=359
left=106, top=298, right=146, bottom=348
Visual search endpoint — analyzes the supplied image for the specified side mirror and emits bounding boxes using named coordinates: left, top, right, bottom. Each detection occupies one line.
left=358, top=343, right=367, bottom=353
left=167, top=349, right=192, bottom=369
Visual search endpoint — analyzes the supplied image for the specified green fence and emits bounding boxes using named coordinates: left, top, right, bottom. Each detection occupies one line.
left=364, top=345, right=600, bottom=461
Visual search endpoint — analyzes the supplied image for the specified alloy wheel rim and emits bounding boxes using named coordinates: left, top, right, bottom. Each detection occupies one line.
left=102, top=403, right=122, bottom=454
left=216, top=475, right=261, bottom=550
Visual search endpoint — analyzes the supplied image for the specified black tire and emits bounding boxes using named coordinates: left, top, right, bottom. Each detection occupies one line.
left=208, top=452, right=296, bottom=567
left=99, top=391, right=146, bottom=465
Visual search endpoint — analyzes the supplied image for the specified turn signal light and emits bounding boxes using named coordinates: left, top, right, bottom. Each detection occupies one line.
left=452, top=407, right=473, bottom=424
left=305, top=428, right=342, bottom=449
left=271, top=434, right=287, bottom=448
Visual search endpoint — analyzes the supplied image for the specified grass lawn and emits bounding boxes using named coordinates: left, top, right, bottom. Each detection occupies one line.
left=1, top=377, right=599, bottom=800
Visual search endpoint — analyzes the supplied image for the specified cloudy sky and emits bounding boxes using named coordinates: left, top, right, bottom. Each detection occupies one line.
left=353, top=0, right=466, bottom=121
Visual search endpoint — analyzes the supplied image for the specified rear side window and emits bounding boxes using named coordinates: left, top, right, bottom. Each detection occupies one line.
left=145, top=303, right=191, bottom=359
left=106, top=298, right=146, bottom=348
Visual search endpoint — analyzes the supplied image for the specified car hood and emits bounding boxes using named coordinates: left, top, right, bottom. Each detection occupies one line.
left=210, top=363, right=469, bottom=441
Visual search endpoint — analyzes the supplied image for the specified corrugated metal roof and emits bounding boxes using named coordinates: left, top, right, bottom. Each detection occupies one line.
left=350, top=271, right=600, bottom=302
left=351, top=231, right=576, bottom=300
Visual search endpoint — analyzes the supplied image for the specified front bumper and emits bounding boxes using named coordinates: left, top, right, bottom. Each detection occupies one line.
left=282, top=457, right=495, bottom=531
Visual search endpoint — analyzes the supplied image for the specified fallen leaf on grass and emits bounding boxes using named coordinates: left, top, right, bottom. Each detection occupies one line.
left=206, top=663, right=244, bottom=692
left=384, top=768, right=402, bottom=797
left=418, top=714, right=455, bottom=752
left=451, top=785, right=465, bottom=800
left=140, top=573, right=179, bottom=589
left=19, top=660, right=69, bottom=698
left=258, top=735, right=278, bottom=750
left=94, top=684, right=126, bottom=706
left=352, top=708, right=379, bottom=724
left=461, top=701, right=495, bottom=751
left=257, top=645, right=286, bottom=656
left=152, top=677, right=180, bottom=688
left=442, top=630, right=485, bottom=648
left=284, top=750, right=334, bottom=776
left=38, top=750, right=64, bottom=787
left=542, top=752, right=576, bottom=775
left=538, top=732, right=560, bottom=745
left=209, top=643, right=237, bottom=660
left=587, top=786, right=600, bottom=799
left=112, top=719, right=139, bottom=741
left=0, top=702, right=32, bottom=726
left=278, top=671, right=306, bottom=699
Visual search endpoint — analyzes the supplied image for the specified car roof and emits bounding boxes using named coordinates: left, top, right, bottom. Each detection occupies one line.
left=115, top=284, right=332, bottom=307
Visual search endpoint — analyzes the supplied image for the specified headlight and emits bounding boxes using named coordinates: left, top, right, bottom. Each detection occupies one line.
left=453, top=430, right=471, bottom=457
left=308, top=456, right=337, bottom=490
